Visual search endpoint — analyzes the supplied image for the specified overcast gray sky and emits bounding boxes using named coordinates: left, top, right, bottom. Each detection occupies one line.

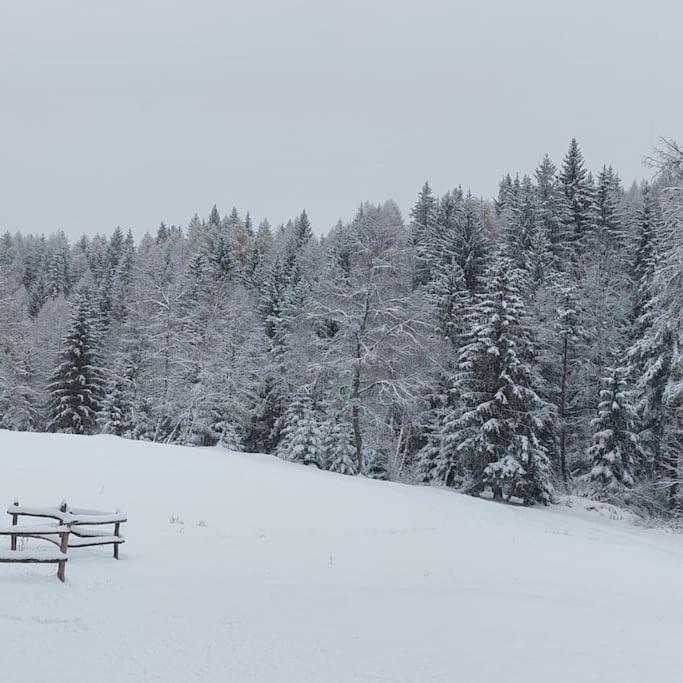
left=1, top=0, right=680, bottom=238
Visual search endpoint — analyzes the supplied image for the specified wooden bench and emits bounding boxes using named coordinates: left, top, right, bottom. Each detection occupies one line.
left=0, top=524, right=70, bottom=582
left=8, top=501, right=127, bottom=559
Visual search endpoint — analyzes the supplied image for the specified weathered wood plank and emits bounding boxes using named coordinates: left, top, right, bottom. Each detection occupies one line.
left=57, top=531, right=68, bottom=581
left=113, top=521, right=121, bottom=559
left=11, top=506, right=17, bottom=550
left=0, top=525, right=70, bottom=535
left=6, top=505, right=127, bottom=525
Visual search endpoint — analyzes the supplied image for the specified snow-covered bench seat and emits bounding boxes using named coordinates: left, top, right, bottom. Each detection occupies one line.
left=0, top=524, right=69, bottom=582
left=7, top=501, right=126, bottom=559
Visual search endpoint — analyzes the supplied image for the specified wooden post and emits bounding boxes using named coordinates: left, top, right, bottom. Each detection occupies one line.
left=57, top=528, right=69, bottom=583
left=113, top=522, right=120, bottom=559
left=11, top=500, right=18, bottom=551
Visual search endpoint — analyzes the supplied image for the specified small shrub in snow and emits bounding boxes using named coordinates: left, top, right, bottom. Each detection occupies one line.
left=276, top=385, right=323, bottom=467
left=321, top=419, right=357, bottom=475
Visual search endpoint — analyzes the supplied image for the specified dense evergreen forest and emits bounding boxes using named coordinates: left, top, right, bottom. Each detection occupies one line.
left=1, top=138, right=682, bottom=513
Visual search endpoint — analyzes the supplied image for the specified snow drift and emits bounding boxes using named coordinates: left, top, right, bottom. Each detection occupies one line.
left=0, top=429, right=681, bottom=682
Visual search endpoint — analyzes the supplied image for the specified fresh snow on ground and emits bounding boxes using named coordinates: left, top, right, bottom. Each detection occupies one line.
left=0, top=430, right=682, bottom=682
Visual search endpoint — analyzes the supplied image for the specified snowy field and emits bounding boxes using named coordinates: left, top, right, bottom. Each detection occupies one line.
left=0, top=430, right=682, bottom=682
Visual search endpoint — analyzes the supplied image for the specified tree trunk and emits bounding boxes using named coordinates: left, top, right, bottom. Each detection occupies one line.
left=350, top=281, right=372, bottom=474
left=667, top=441, right=680, bottom=512
left=351, top=332, right=363, bottom=472
left=559, top=333, right=569, bottom=484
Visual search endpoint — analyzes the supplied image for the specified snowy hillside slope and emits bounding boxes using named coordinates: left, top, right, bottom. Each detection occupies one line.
left=0, top=430, right=681, bottom=683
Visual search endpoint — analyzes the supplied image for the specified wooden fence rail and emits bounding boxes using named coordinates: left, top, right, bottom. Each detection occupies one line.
left=0, top=524, right=70, bottom=582
left=8, top=500, right=127, bottom=559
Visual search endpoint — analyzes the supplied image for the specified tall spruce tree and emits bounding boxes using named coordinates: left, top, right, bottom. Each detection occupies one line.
left=457, top=192, right=489, bottom=293
left=501, top=175, right=537, bottom=272
left=594, top=165, right=625, bottom=255
left=559, top=138, right=596, bottom=258
left=534, top=154, right=570, bottom=262
left=630, top=182, right=660, bottom=327
left=422, top=189, right=470, bottom=343
left=587, top=367, right=640, bottom=500
left=47, top=294, right=104, bottom=434
left=446, top=256, right=555, bottom=504
left=634, top=140, right=683, bottom=510
left=410, top=181, right=438, bottom=287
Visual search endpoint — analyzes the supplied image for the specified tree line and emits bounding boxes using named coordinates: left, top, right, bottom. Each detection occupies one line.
left=1, top=138, right=681, bottom=513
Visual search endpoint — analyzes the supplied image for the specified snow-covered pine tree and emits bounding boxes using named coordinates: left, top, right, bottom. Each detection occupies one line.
left=534, top=154, right=570, bottom=263
left=0, top=268, right=40, bottom=431
left=106, top=226, right=125, bottom=272
left=45, top=250, right=67, bottom=299
left=276, top=385, right=323, bottom=467
left=258, top=253, right=288, bottom=342
left=258, top=210, right=313, bottom=343
left=28, top=276, right=47, bottom=318
left=594, top=165, right=625, bottom=256
left=526, top=215, right=555, bottom=295
left=625, top=183, right=669, bottom=494
left=410, top=181, right=438, bottom=288
left=204, top=205, right=233, bottom=281
left=280, top=210, right=313, bottom=285
left=0, top=366, right=39, bottom=432
left=130, top=397, right=156, bottom=442
left=47, top=293, right=104, bottom=434
left=246, top=374, right=289, bottom=453
left=501, top=175, right=537, bottom=272
left=421, top=189, right=470, bottom=344
left=575, top=167, right=631, bottom=450
left=251, top=214, right=315, bottom=453
left=548, top=284, right=588, bottom=483
left=448, top=255, right=555, bottom=504
left=495, top=173, right=514, bottom=216
left=587, top=366, right=640, bottom=500
left=247, top=219, right=274, bottom=285
left=111, top=229, right=136, bottom=323
left=227, top=208, right=256, bottom=280
left=415, top=370, right=463, bottom=487
left=629, top=321, right=674, bottom=489
left=630, top=182, right=660, bottom=327
left=559, top=138, right=596, bottom=259
left=212, top=416, right=243, bottom=451
left=660, top=352, right=683, bottom=512
left=633, top=139, right=683, bottom=511
left=363, top=447, right=389, bottom=480
left=457, top=192, right=489, bottom=293
left=99, top=371, right=134, bottom=437
left=21, top=235, right=47, bottom=293
left=430, top=261, right=469, bottom=346
left=0, top=231, right=13, bottom=266
left=321, top=419, right=358, bottom=475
